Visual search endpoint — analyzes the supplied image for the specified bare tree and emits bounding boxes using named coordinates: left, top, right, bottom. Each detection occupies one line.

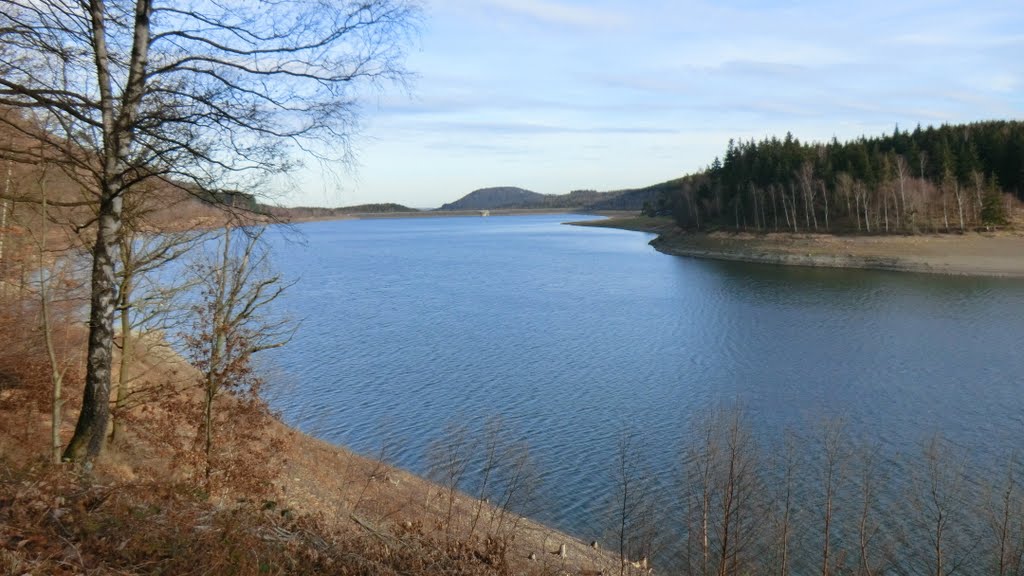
left=798, top=162, right=818, bottom=231
left=767, top=431, right=798, bottom=576
left=110, top=195, right=206, bottom=444
left=680, top=408, right=763, bottom=576
left=183, top=225, right=293, bottom=485
left=901, top=435, right=975, bottom=576
left=986, top=455, right=1023, bottom=576
left=894, top=154, right=910, bottom=230
left=856, top=445, right=883, bottom=576
left=818, top=421, right=849, bottom=576
left=27, top=166, right=73, bottom=463
left=609, top=427, right=658, bottom=576
left=428, top=421, right=473, bottom=543
left=682, top=415, right=718, bottom=576
left=0, top=0, right=419, bottom=464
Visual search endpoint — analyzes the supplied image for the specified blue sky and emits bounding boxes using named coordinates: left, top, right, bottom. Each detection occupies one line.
left=289, top=0, right=1023, bottom=208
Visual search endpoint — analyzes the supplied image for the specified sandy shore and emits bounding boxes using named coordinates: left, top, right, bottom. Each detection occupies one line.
left=570, top=217, right=1024, bottom=278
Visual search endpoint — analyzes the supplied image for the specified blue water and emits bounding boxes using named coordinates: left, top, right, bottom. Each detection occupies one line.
left=261, top=214, right=1024, bottom=542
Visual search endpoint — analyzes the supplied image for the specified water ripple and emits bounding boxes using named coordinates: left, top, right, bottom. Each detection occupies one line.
left=263, top=214, right=1024, bottom=538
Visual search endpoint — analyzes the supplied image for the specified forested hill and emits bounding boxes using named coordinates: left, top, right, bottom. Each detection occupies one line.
left=438, top=186, right=658, bottom=211
left=587, top=180, right=680, bottom=211
left=439, top=187, right=546, bottom=210
left=652, top=120, right=1024, bottom=233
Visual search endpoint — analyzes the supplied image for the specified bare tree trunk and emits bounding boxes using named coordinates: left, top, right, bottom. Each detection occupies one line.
left=65, top=0, right=154, bottom=464
left=893, top=191, right=900, bottom=230
left=821, top=181, right=830, bottom=232
left=804, top=187, right=811, bottom=231
left=855, top=193, right=862, bottom=232
left=750, top=184, right=760, bottom=231
left=954, top=184, right=965, bottom=232
left=36, top=179, right=65, bottom=464
left=895, top=155, right=909, bottom=230
left=769, top=185, right=779, bottom=231
left=64, top=191, right=121, bottom=462
left=992, top=460, right=1016, bottom=576
left=788, top=184, right=799, bottom=233
left=469, top=418, right=502, bottom=539
left=821, top=424, right=842, bottom=576
left=111, top=265, right=133, bottom=445
left=719, top=440, right=736, bottom=576
left=781, top=186, right=792, bottom=232
left=883, top=191, right=889, bottom=232
left=204, top=226, right=231, bottom=483
left=863, top=193, right=872, bottom=233
left=858, top=448, right=879, bottom=576
left=0, top=160, right=9, bottom=268
left=973, top=172, right=985, bottom=228
left=972, top=172, right=983, bottom=226
left=778, top=435, right=796, bottom=576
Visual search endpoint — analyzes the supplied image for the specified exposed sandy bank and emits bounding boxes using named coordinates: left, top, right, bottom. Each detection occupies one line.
left=569, top=217, right=1024, bottom=278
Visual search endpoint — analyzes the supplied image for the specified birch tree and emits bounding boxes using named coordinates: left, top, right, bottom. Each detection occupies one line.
left=0, top=0, right=418, bottom=463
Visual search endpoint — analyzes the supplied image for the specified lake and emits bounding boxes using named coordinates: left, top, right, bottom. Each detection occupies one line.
left=263, top=213, right=1024, bottom=563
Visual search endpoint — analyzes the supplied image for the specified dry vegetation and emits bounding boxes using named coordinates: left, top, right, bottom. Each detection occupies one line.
left=0, top=121, right=623, bottom=576
left=0, top=239, right=624, bottom=575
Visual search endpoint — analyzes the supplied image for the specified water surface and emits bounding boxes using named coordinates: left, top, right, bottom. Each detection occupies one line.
left=263, top=214, right=1024, bottom=539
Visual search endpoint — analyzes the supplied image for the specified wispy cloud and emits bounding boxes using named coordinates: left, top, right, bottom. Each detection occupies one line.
left=412, top=120, right=679, bottom=136
left=482, top=0, right=625, bottom=29
left=287, top=0, right=1024, bottom=207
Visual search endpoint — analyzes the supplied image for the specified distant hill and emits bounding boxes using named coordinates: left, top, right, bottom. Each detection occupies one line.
left=438, top=183, right=673, bottom=212
left=261, top=203, right=419, bottom=219
left=438, top=187, right=546, bottom=210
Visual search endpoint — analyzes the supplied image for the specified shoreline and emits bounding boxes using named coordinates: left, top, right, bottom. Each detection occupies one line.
left=569, top=217, right=1024, bottom=278
left=0, top=328, right=622, bottom=576
left=280, top=207, right=636, bottom=224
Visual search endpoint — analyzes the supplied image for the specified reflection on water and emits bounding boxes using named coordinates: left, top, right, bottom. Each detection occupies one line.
left=262, top=214, right=1024, bottom=551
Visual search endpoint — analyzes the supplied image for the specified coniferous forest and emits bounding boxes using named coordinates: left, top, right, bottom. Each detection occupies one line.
left=650, top=121, right=1024, bottom=233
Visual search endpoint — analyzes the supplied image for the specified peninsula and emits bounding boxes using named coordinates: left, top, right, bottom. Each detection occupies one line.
left=572, top=216, right=1024, bottom=278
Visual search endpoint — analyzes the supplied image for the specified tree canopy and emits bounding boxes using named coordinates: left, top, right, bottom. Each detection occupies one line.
left=657, top=121, right=1023, bottom=233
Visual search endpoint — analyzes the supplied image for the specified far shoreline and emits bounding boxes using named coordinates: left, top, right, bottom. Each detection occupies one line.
left=568, top=216, right=1024, bottom=279
left=278, top=207, right=637, bottom=224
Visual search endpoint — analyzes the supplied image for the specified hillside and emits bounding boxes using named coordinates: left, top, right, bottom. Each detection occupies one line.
left=438, top=185, right=661, bottom=212
left=438, top=187, right=547, bottom=210
left=584, top=181, right=678, bottom=211
left=0, top=280, right=622, bottom=576
left=260, top=203, right=420, bottom=220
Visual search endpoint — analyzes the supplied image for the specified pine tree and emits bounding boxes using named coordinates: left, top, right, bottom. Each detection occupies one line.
left=982, top=176, right=1009, bottom=226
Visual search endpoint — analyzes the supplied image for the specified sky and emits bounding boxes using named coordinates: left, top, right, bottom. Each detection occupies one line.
left=287, top=0, right=1024, bottom=208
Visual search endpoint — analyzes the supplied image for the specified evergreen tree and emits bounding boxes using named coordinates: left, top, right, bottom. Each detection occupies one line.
left=982, top=176, right=1008, bottom=226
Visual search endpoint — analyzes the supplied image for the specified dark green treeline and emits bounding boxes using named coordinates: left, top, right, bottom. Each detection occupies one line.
left=649, top=121, right=1024, bottom=233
